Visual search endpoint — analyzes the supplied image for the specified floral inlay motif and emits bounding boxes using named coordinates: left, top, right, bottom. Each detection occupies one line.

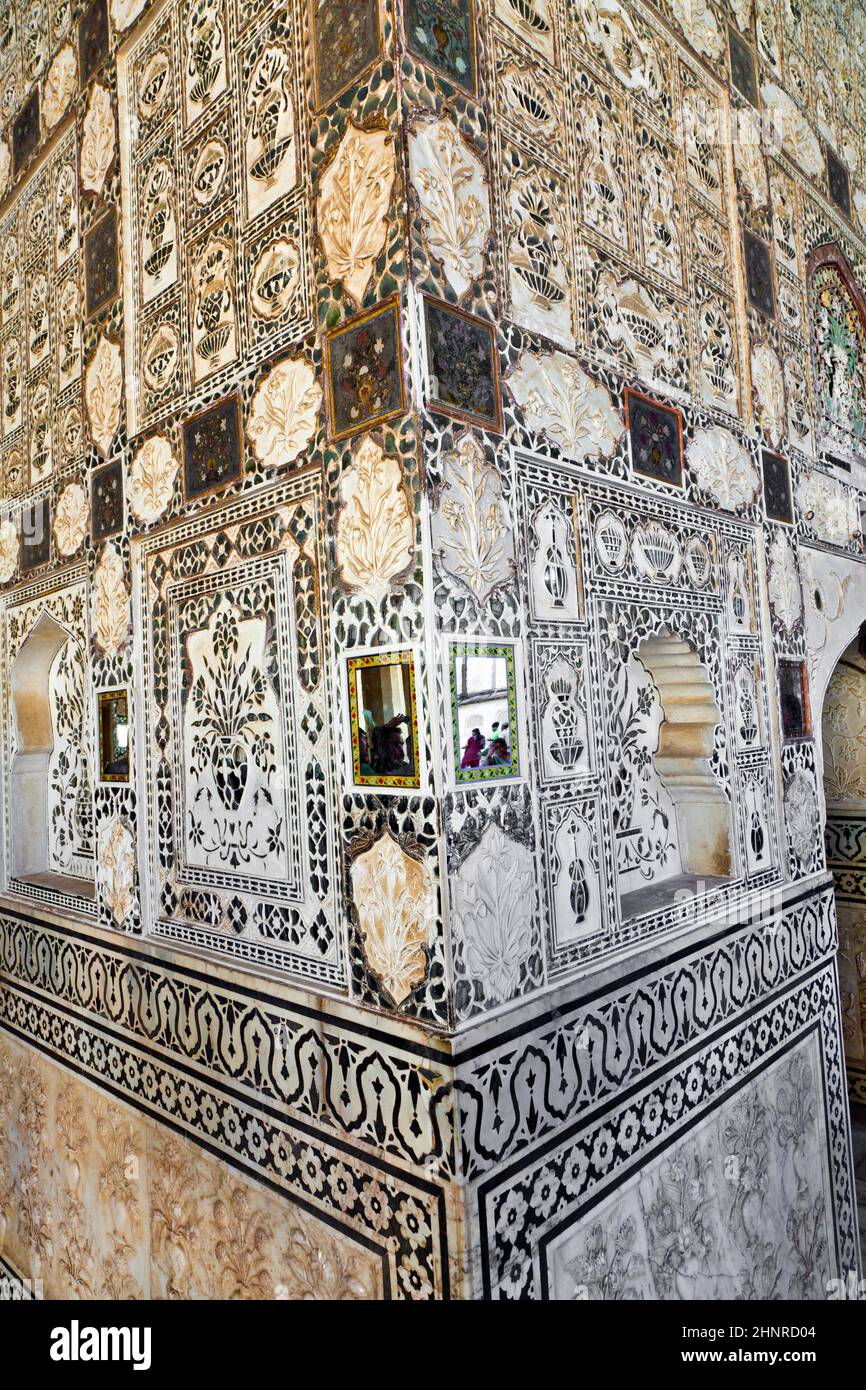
left=350, top=835, right=435, bottom=1006
left=247, top=357, right=322, bottom=470
left=53, top=482, right=88, bottom=556
left=431, top=432, right=514, bottom=604
left=335, top=435, right=414, bottom=602
left=317, top=124, right=395, bottom=306
left=91, top=543, right=130, bottom=657
left=97, top=818, right=136, bottom=927
left=452, top=823, right=535, bottom=1005
left=128, top=436, right=178, bottom=524
left=409, top=116, right=488, bottom=299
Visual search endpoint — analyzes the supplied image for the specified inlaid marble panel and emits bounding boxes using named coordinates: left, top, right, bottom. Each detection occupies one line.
left=135, top=472, right=341, bottom=982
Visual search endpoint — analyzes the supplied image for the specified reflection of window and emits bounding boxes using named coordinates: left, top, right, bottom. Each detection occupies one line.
left=779, top=659, right=811, bottom=742
left=347, top=650, right=419, bottom=790
left=450, top=641, right=519, bottom=783
left=98, top=689, right=130, bottom=782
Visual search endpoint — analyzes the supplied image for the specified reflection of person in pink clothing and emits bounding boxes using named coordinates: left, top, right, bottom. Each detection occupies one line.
left=460, top=728, right=485, bottom=769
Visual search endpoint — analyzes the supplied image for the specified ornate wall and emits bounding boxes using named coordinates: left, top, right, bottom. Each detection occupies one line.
left=0, top=0, right=864, bottom=1299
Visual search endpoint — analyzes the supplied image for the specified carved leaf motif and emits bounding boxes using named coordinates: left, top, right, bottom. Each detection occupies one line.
left=687, top=425, right=758, bottom=510
left=0, top=518, right=17, bottom=582
left=129, top=435, right=178, bottom=523
left=317, top=124, right=395, bottom=305
left=98, top=818, right=136, bottom=927
left=761, top=83, right=823, bottom=178
left=335, top=435, right=414, bottom=600
left=85, top=336, right=122, bottom=456
left=432, top=432, right=514, bottom=603
left=784, top=770, right=818, bottom=867
left=734, top=108, right=768, bottom=207
left=350, top=836, right=435, bottom=1005
left=43, top=44, right=77, bottom=129
left=91, top=543, right=130, bottom=657
left=453, top=824, right=534, bottom=1005
left=410, top=117, right=488, bottom=299
left=767, top=533, right=802, bottom=632
left=797, top=470, right=858, bottom=546
left=669, top=0, right=721, bottom=57
left=54, top=482, right=88, bottom=556
left=80, top=83, right=115, bottom=195
left=282, top=1217, right=378, bottom=1300
left=509, top=350, right=623, bottom=460
left=247, top=358, right=322, bottom=469
left=111, top=0, right=147, bottom=31
left=751, top=342, right=786, bottom=448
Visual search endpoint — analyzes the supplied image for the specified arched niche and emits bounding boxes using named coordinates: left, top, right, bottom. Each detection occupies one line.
left=821, top=624, right=866, bottom=1102
left=9, top=610, right=94, bottom=894
left=618, top=630, right=731, bottom=919
left=807, top=242, right=866, bottom=464
left=636, top=632, right=731, bottom=879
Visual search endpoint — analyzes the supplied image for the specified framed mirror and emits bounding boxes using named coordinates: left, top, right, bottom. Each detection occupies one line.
left=449, top=641, right=519, bottom=783
left=347, top=649, right=420, bottom=790
left=98, top=688, right=130, bottom=782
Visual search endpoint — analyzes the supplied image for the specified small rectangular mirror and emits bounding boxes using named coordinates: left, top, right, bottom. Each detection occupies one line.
left=98, top=688, right=130, bottom=782
left=450, top=642, right=519, bottom=783
left=348, top=650, right=419, bottom=789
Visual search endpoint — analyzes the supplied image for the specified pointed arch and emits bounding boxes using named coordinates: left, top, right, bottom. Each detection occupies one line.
left=9, top=609, right=94, bottom=893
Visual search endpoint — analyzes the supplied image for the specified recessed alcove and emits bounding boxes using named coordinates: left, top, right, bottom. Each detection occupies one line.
left=9, top=611, right=95, bottom=900
left=619, top=630, right=732, bottom=919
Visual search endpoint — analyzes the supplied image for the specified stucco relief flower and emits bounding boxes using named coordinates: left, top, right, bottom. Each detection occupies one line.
left=80, top=82, right=115, bottom=196
left=97, top=818, right=136, bottom=927
left=0, top=139, right=10, bottom=199
left=247, top=357, right=321, bottom=469
left=409, top=116, right=489, bottom=299
left=687, top=425, right=758, bottom=510
left=350, top=834, right=434, bottom=1005
left=454, top=824, right=534, bottom=1005
left=336, top=435, right=414, bottom=601
left=767, top=533, right=801, bottom=632
left=317, top=124, right=396, bottom=305
left=751, top=342, right=786, bottom=448
left=91, top=543, right=130, bottom=657
left=128, top=434, right=178, bottom=523
left=0, top=517, right=17, bottom=582
left=784, top=771, right=818, bottom=868
left=85, top=336, right=122, bottom=456
left=509, top=350, right=623, bottom=461
left=53, top=482, right=88, bottom=556
left=111, top=0, right=147, bottom=31
left=43, top=43, right=77, bottom=129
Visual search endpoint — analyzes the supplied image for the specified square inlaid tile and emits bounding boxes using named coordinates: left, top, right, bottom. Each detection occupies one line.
left=405, top=0, right=476, bottom=93
left=325, top=300, right=405, bottom=440
left=728, top=26, right=758, bottom=106
left=20, top=498, right=50, bottom=571
left=761, top=449, right=793, bottom=525
left=743, top=229, right=775, bottom=318
left=78, top=0, right=109, bottom=86
left=183, top=394, right=243, bottom=499
left=84, top=207, right=119, bottom=318
left=779, top=659, right=811, bottom=741
left=827, top=144, right=851, bottom=219
left=312, top=0, right=381, bottom=108
left=91, top=458, right=125, bottom=541
left=423, top=296, right=501, bottom=432
left=12, top=89, right=40, bottom=177
left=626, top=389, right=683, bottom=487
